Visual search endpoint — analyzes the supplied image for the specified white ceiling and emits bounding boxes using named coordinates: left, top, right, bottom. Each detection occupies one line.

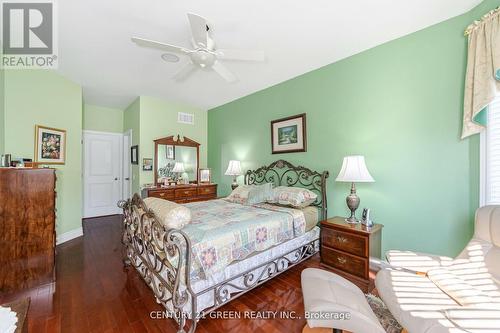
left=57, top=0, right=481, bottom=110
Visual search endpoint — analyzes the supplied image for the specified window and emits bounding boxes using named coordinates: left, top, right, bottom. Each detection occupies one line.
left=481, top=95, right=500, bottom=205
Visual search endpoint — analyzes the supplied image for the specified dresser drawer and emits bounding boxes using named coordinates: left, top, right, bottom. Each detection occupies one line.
left=322, top=247, right=368, bottom=280
left=198, top=186, right=216, bottom=196
left=322, top=227, right=368, bottom=257
left=149, top=189, right=174, bottom=200
left=175, top=188, right=198, bottom=198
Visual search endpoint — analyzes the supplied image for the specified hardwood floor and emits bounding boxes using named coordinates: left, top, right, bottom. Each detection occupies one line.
left=0, top=215, right=368, bottom=333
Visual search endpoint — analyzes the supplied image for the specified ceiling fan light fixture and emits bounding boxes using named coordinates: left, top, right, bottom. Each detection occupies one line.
left=161, top=53, right=180, bottom=63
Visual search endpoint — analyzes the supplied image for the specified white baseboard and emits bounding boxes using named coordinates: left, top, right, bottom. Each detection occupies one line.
left=56, top=227, right=84, bottom=245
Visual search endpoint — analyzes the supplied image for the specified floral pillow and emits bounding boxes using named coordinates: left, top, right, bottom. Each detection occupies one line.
left=225, top=183, right=273, bottom=205
left=267, top=186, right=317, bottom=208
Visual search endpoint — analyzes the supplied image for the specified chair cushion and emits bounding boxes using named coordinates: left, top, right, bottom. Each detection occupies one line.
left=143, top=197, right=191, bottom=229
left=427, top=268, right=493, bottom=306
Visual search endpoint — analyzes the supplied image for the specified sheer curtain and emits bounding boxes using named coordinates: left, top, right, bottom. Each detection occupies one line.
left=462, top=8, right=500, bottom=139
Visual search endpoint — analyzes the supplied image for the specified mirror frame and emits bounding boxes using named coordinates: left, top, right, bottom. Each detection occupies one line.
left=154, top=135, right=200, bottom=186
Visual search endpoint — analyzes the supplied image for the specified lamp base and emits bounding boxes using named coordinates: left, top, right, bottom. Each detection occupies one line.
left=345, top=182, right=360, bottom=224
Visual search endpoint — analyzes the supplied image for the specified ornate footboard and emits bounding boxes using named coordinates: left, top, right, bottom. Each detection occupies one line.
left=119, top=194, right=198, bottom=333
left=120, top=160, right=329, bottom=333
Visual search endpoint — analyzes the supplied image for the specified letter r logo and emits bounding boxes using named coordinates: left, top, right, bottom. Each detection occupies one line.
left=2, top=2, right=53, bottom=54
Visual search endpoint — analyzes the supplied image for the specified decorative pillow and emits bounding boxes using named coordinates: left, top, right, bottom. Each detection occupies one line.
left=225, top=183, right=273, bottom=205
left=143, top=197, right=191, bottom=229
left=427, top=268, right=493, bottom=306
left=267, top=186, right=317, bottom=208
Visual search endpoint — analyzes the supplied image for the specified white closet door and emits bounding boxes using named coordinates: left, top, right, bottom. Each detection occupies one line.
left=83, top=131, right=122, bottom=218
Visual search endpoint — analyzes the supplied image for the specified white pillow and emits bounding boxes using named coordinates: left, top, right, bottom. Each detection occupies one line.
left=267, top=186, right=317, bottom=208
left=143, top=197, right=191, bottom=229
left=225, top=183, right=273, bottom=205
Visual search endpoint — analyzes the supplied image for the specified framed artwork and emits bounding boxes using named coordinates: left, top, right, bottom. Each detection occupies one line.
left=166, top=145, right=175, bottom=160
left=34, top=125, right=67, bottom=164
left=199, top=168, right=211, bottom=183
left=143, top=158, right=153, bottom=171
left=271, top=113, right=307, bottom=154
left=131, top=145, right=139, bottom=165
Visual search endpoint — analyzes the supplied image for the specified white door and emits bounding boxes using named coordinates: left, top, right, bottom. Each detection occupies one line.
left=83, top=131, right=123, bottom=218
left=122, top=130, right=132, bottom=200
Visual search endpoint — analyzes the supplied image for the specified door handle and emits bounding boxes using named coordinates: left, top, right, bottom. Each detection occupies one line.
left=114, top=177, right=119, bottom=181
left=125, top=177, right=130, bottom=181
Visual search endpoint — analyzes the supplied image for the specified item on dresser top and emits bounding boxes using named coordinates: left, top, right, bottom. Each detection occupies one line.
left=225, top=183, right=273, bottom=205
left=335, top=155, right=375, bottom=223
left=199, top=168, right=211, bottom=184
left=172, top=162, right=185, bottom=183
left=225, top=160, right=242, bottom=190
left=1, top=154, right=11, bottom=167
left=361, top=208, right=373, bottom=227
left=267, top=186, right=317, bottom=208
left=143, top=197, right=192, bottom=229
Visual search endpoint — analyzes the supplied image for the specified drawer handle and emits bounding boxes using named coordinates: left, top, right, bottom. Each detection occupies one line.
left=184, top=191, right=190, bottom=195
left=159, top=193, right=165, bottom=197
left=336, top=236, right=348, bottom=243
left=337, top=256, right=347, bottom=265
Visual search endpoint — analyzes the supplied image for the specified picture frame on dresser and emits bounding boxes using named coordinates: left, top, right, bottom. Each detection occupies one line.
left=199, top=168, right=211, bottom=183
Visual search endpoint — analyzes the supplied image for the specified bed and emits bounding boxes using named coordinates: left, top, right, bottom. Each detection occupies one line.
left=120, top=160, right=329, bottom=333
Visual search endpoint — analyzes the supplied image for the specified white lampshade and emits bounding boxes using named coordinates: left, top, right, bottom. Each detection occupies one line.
left=225, top=160, right=242, bottom=176
left=172, top=162, right=185, bottom=173
left=335, top=156, right=374, bottom=182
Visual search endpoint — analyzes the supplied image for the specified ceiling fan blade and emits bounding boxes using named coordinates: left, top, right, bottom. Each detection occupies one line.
left=172, top=62, right=197, bottom=81
left=212, top=61, right=237, bottom=83
left=131, top=37, right=189, bottom=54
left=187, top=13, right=208, bottom=48
left=216, top=49, right=265, bottom=62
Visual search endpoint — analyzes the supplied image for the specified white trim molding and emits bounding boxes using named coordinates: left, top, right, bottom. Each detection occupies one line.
left=56, top=227, right=83, bottom=245
left=480, top=130, right=486, bottom=207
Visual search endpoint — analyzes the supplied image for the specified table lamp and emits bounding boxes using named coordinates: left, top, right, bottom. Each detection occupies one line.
left=335, top=156, right=374, bottom=223
left=225, top=160, right=242, bottom=190
left=172, top=162, right=185, bottom=183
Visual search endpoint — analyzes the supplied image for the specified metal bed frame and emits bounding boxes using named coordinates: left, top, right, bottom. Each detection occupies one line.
left=120, top=160, right=329, bottom=333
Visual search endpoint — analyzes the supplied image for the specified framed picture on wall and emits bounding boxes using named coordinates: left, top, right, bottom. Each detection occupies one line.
left=131, top=145, right=139, bottom=165
left=143, top=158, right=153, bottom=171
left=34, top=125, right=67, bottom=164
left=271, top=113, right=307, bottom=154
left=166, top=145, right=175, bottom=160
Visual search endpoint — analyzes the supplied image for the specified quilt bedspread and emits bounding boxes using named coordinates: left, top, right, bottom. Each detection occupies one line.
left=181, top=199, right=306, bottom=279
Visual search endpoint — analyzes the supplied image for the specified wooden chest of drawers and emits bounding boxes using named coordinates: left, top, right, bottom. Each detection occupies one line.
left=320, top=217, right=382, bottom=292
left=142, top=184, right=217, bottom=203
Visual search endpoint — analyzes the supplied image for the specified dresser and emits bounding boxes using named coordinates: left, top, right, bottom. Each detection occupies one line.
left=0, top=168, right=56, bottom=292
left=320, top=217, right=382, bottom=292
left=142, top=183, right=218, bottom=203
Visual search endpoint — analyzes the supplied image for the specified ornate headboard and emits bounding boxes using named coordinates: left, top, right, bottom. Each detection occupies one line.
left=244, top=160, right=330, bottom=220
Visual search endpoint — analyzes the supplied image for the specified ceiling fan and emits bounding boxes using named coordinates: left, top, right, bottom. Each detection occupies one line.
left=131, top=13, right=265, bottom=83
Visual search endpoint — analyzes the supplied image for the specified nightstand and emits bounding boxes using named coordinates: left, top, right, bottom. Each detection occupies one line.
left=320, top=217, right=383, bottom=293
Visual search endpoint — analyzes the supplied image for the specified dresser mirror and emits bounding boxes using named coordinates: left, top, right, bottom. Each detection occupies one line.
left=154, top=135, right=200, bottom=186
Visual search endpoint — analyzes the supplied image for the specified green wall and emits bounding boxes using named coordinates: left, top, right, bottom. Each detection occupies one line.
left=139, top=96, right=207, bottom=186
left=83, top=104, right=124, bottom=133
left=123, top=96, right=208, bottom=193
left=3, top=70, right=83, bottom=235
left=0, top=67, right=4, bottom=155
left=124, top=98, right=141, bottom=193
left=208, top=0, right=500, bottom=257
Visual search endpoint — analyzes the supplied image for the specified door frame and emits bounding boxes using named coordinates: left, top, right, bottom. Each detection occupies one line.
left=123, top=129, right=133, bottom=200
left=82, top=130, right=125, bottom=218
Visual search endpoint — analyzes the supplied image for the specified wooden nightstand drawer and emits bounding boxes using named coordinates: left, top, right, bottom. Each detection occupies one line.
left=149, top=189, right=174, bottom=200
left=322, top=227, right=368, bottom=257
left=198, top=186, right=216, bottom=196
left=322, top=247, right=368, bottom=280
left=175, top=188, right=197, bottom=198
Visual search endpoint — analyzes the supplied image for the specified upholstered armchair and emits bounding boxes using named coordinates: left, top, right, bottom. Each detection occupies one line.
left=376, top=205, right=500, bottom=333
